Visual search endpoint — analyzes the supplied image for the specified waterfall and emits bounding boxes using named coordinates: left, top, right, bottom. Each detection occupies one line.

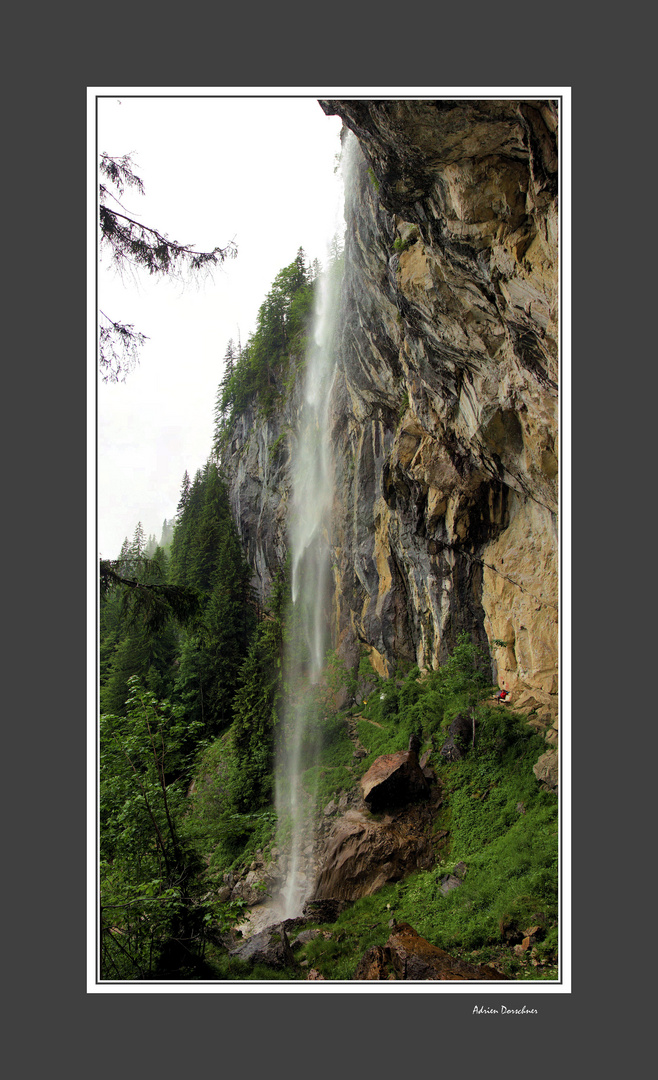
left=275, top=133, right=358, bottom=918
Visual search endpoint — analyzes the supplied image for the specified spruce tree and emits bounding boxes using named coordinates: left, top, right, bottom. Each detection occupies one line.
left=99, top=152, right=237, bottom=383
left=227, top=568, right=288, bottom=810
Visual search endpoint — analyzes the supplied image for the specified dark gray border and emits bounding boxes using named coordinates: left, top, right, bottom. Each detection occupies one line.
left=11, top=5, right=634, bottom=1071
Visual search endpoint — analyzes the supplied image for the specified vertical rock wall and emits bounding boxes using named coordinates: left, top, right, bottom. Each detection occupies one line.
left=323, top=100, right=559, bottom=702
left=225, top=99, right=559, bottom=707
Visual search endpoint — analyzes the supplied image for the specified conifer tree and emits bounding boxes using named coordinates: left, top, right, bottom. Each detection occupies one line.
left=213, top=340, right=239, bottom=457
left=101, top=546, right=180, bottom=714
left=99, top=153, right=237, bottom=383
left=176, top=471, right=191, bottom=519
left=130, top=521, right=146, bottom=562
left=169, top=465, right=257, bottom=736
left=226, top=567, right=288, bottom=810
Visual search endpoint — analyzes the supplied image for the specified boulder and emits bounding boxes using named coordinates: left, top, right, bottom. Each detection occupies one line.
left=533, top=748, right=558, bottom=790
left=354, top=945, right=394, bottom=980
left=360, top=735, right=429, bottom=811
left=513, top=926, right=543, bottom=956
left=301, top=898, right=349, bottom=923
left=439, top=712, right=476, bottom=762
left=230, top=872, right=272, bottom=907
left=419, top=747, right=435, bottom=781
left=312, top=803, right=436, bottom=903
left=353, top=922, right=509, bottom=981
left=228, top=922, right=296, bottom=970
left=291, top=928, right=323, bottom=951
left=439, top=874, right=463, bottom=895
left=499, top=912, right=546, bottom=945
left=544, top=718, right=559, bottom=746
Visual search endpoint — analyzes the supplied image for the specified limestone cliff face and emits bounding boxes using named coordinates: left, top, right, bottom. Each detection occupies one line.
left=223, top=393, right=297, bottom=601
left=225, top=99, right=559, bottom=706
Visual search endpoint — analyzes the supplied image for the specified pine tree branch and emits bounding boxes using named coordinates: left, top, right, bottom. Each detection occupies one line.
left=100, top=205, right=237, bottom=275
left=100, top=560, right=201, bottom=628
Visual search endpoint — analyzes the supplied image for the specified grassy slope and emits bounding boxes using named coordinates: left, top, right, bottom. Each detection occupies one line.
left=195, top=644, right=559, bottom=981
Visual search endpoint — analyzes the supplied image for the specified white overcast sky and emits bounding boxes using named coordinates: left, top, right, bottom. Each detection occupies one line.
left=96, top=94, right=344, bottom=559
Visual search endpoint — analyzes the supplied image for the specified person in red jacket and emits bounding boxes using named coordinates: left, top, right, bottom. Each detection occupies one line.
left=493, top=685, right=510, bottom=704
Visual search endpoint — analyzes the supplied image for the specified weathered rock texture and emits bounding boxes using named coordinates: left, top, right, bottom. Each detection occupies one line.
left=354, top=921, right=509, bottom=980
left=228, top=922, right=296, bottom=969
left=360, top=734, right=429, bottom=810
left=223, top=399, right=295, bottom=599
left=312, top=803, right=436, bottom=902
left=224, top=99, right=559, bottom=710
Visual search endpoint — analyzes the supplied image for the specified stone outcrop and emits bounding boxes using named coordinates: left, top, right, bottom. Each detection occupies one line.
left=224, top=98, right=559, bottom=710
left=223, top=398, right=296, bottom=601
left=354, top=921, right=509, bottom=980
left=360, top=734, right=429, bottom=810
left=354, top=945, right=392, bottom=980
left=533, top=748, right=558, bottom=790
left=322, top=100, right=558, bottom=704
left=228, top=922, right=296, bottom=969
left=212, top=851, right=276, bottom=908
left=312, top=802, right=436, bottom=903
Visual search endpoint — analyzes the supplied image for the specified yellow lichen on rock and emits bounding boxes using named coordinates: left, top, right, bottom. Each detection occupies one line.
left=482, top=495, right=558, bottom=701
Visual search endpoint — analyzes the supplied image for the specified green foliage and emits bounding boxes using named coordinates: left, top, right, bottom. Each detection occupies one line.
left=214, top=247, right=344, bottom=452
left=354, top=634, right=490, bottom=770
left=162, top=463, right=258, bottom=737
left=100, top=547, right=182, bottom=716
left=366, top=167, right=380, bottom=193
left=392, top=228, right=419, bottom=255
left=277, top=634, right=559, bottom=981
left=324, top=649, right=359, bottom=702
left=299, top=710, right=355, bottom=807
left=222, top=568, right=288, bottom=812
left=394, top=788, right=558, bottom=963
left=100, top=679, right=222, bottom=979
left=267, top=428, right=290, bottom=465
left=181, top=731, right=279, bottom=876
left=215, top=249, right=316, bottom=439
left=290, top=694, right=557, bottom=980
left=99, top=465, right=264, bottom=976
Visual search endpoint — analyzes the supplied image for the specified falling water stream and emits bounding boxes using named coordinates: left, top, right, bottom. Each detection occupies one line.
left=274, top=133, right=359, bottom=918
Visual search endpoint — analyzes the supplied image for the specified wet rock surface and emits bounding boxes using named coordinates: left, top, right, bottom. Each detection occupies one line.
left=223, top=101, right=557, bottom=704
left=215, top=102, right=560, bottom=976
left=224, top=100, right=559, bottom=706
left=227, top=921, right=296, bottom=969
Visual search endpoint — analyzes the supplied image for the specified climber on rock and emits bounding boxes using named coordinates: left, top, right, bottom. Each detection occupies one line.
left=493, top=684, right=510, bottom=704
